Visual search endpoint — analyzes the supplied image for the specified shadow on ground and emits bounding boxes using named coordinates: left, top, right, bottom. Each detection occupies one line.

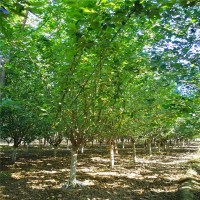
left=0, top=142, right=200, bottom=200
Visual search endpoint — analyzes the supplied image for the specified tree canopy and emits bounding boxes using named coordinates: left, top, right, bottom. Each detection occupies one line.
left=0, top=0, right=199, bottom=187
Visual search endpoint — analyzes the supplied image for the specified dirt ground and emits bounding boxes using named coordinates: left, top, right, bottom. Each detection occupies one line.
left=0, top=142, right=200, bottom=200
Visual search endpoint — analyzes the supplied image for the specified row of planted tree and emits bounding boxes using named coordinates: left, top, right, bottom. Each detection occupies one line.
left=1, top=134, right=193, bottom=159
left=0, top=0, right=199, bottom=188
left=0, top=132, right=196, bottom=187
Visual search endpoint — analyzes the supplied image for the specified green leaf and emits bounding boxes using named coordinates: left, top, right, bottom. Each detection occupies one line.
left=80, top=7, right=96, bottom=14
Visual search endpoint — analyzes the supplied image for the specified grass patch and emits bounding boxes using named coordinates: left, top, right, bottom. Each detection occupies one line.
left=178, top=156, right=200, bottom=200
left=0, top=171, right=12, bottom=182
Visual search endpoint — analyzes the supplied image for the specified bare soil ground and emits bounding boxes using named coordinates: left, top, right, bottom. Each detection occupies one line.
left=0, top=142, right=200, bottom=200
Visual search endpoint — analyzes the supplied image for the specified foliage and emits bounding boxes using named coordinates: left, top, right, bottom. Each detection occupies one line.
left=0, top=0, right=199, bottom=184
left=0, top=99, right=40, bottom=147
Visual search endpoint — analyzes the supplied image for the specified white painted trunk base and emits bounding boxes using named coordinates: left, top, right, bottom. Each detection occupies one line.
left=132, top=141, right=137, bottom=163
left=68, top=149, right=78, bottom=187
left=110, top=144, right=115, bottom=168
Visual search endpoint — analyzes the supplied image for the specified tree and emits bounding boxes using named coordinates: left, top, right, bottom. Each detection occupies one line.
left=1, top=0, right=199, bottom=188
left=0, top=99, right=39, bottom=161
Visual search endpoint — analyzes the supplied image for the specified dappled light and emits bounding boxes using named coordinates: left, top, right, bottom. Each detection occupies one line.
left=1, top=142, right=200, bottom=199
left=0, top=0, right=200, bottom=199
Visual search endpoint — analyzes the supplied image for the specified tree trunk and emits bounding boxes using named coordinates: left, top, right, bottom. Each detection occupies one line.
left=110, top=142, right=115, bottom=168
left=44, top=138, right=47, bottom=146
left=147, top=139, right=152, bottom=156
left=169, top=139, right=172, bottom=146
left=53, top=146, right=58, bottom=157
left=182, top=139, right=185, bottom=147
left=12, top=148, right=17, bottom=162
left=39, top=139, right=43, bottom=147
left=114, top=141, right=118, bottom=155
left=158, top=141, right=161, bottom=153
left=132, top=139, right=137, bottom=163
left=99, top=140, right=102, bottom=146
left=66, top=139, right=69, bottom=149
left=80, top=145, right=84, bottom=154
left=122, top=140, right=125, bottom=149
left=25, top=143, right=30, bottom=156
left=163, top=141, right=167, bottom=150
left=0, top=56, right=5, bottom=100
left=152, top=138, right=156, bottom=147
left=68, top=148, right=78, bottom=187
left=174, top=139, right=177, bottom=147
left=177, top=139, right=180, bottom=147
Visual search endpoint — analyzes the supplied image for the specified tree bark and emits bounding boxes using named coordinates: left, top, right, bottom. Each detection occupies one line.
left=163, top=141, right=167, bottom=151
left=110, top=142, right=115, bottom=168
left=122, top=140, right=125, bottom=149
left=66, top=139, right=69, bottom=149
left=114, top=141, right=118, bottom=155
left=132, top=139, right=137, bottom=163
left=68, top=148, right=78, bottom=187
left=12, top=148, right=17, bottom=162
left=25, top=143, right=30, bottom=156
left=80, top=145, right=84, bottom=154
left=0, top=56, right=5, bottom=100
left=147, top=139, right=152, bottom=156
left=182, top=139, right=185, bottom=147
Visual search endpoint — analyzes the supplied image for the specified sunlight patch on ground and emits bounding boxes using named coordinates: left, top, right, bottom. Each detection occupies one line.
left=82, top=167, right=144, bottom=181
left=40, top=170, right=58, bottom=174
left=133, top=189, right=145, bottom=195
left=88, top=171, right=120, bottom=176
left=160, top=174, right=182, bottom=181
left=2, top=143, right=199, bottom=199
left=81, top=180, right=95, bottom=186
left=106, top=182, right=130, bottom=188
left=27, top=170, right=59, bottom=175
left=90, top=157, right=109, bottom=163
left=137, top=154, right=195, bottom=166
left=59, top=168, right=69, bottom=172
left=150, top=187, right=176, bottom=193
left=28, top=160, right=44, bottom=163
left=11, top=172, right=23, bottom=179
left=127, top=173, right=143, bottom=179
left=144, top=175, right=158, bottom=179
left=79, top=167, right=94, bottom=173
